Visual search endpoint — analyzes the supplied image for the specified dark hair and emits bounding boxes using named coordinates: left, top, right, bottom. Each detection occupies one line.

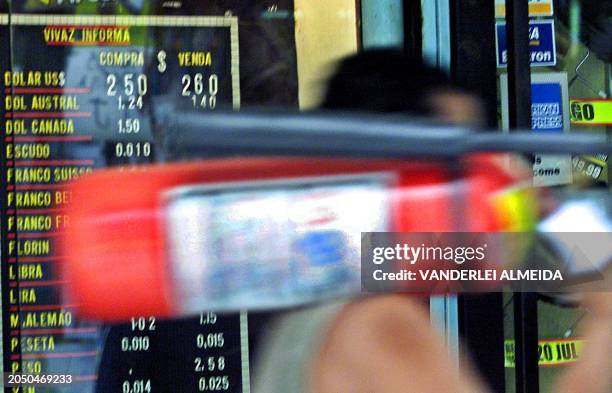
left=322, top=49, right=457, bottom=115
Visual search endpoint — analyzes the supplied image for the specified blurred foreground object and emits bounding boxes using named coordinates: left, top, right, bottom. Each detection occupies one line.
left=160, top=109, right=608, bottom=159
left=61, top=154, right=611, bottom=321
left=61, top=154, right=537, bottom=321
left=61, top=110, right=610, bottom=321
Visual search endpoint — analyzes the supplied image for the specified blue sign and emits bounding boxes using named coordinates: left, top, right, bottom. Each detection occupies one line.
left=531, top=82, right=563, bottom=132
left=496, top=20, right=556, bottom=67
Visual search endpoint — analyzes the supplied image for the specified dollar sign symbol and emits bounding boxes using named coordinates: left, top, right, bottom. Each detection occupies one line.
left=157, top=50, right=167, bottom=73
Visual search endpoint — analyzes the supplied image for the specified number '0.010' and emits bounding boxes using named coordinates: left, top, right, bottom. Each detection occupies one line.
left=121, top=336, right=150, bottom=352
left=115, top=142, right=152, bottom=158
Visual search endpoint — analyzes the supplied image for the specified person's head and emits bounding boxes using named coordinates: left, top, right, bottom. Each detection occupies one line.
left=322, top=49, right=484, bottom=126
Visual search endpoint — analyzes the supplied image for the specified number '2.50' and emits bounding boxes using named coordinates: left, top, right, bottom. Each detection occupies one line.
left=107, top=74, right=148, bottom=97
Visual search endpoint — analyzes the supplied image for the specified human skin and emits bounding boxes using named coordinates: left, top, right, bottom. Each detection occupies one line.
left=308, top=293, right=611, bottom=393
left=427, top=89, right=486, bottom=126
left=553, top=293, right=612, bottom=393
left=308, top=295, right=489, bottom=393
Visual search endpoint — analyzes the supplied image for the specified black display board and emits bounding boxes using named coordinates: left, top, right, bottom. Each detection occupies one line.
left=1, top=2, right=298, bottom=392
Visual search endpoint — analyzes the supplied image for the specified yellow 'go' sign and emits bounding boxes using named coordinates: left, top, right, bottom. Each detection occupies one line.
left=570, top=99, right=612, bottom=126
